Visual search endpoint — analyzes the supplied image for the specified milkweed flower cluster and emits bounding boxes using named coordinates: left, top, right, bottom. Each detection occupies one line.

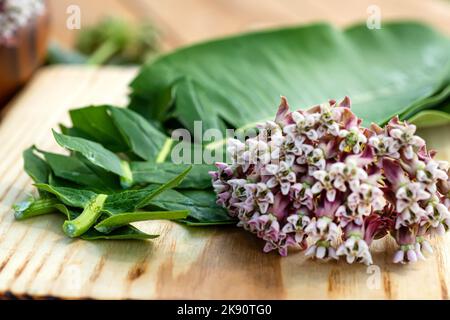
left=209, top=97, right=450, bottom=265
left=0, top=0, right=45, bottom=45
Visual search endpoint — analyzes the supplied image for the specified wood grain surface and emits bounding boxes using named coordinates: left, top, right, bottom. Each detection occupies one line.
left=1, top=0, right=450, bottom=299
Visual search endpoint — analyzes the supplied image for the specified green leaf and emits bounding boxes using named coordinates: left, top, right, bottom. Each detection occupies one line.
left=63, top=194, right=108, bottom=237
left=41, top=151, right=117, bottom=192
left=34, top=183, right=166, bottom=212
left=52, top=130, right=128, bottom=180
left=131, top=162, right=213, bottom=189
left=74, top=152, right=122, bottom=191
left=48, top=173, right=84, bottom=190
left=94, top=210, right=188, bottom=233
left=409, top=109, right=450, bottom=128
left=59, top=124, right=95, bottom=140
left=439, top=102, right=450, bottom=114
left=34, top=184, right=97, bottom=208
left=108, top=106, right=168, bottom=161
left=148, top=189, right=235, bottom=224
left=81, top=226, right=158, bottom=240
left=34, top=174, right=192, bottom=218
left=129, top=22, right=450, bottom=132
left=400, top=84, right=450, bottom=121
left=135, top=165, right=192, bottom=208
left=180, top=190, right=236, bottom=224
left=102, top=186, right=159, bottom=214
left=73, top=210, right=159, bottom=240
left=69, top=105, right=128, bottom=152
left=34, top=183, right=156, bottom=214
left=12, top=194, right=158, bottom=240
left=23, top=146, right=51, bottom=184
left=171, top=77, right=226, bottom=133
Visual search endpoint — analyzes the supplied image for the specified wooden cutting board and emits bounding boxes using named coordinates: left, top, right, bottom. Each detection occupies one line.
left=0, top=65, right=450, bottom=299
left=2, top=0, right=450, bottom=300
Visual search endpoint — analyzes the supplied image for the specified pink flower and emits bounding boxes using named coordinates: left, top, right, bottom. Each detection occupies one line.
left=305, top=243, right=338, bottom=260
left=388, top=119, right=425, bottom=160
left=395, top=182, right=430, bottom=228
left=416, top=160, right=448, bottom=194
left=290, top=183, right=314, bottom=210
left=311, top=170, right=337, bottom=202
left=284, top=111, right=319, bottom=141
left=264, top=161, right=296, bottom=195
left=336, top=223, right=372, bottom=265
left=369, top=134, right=400, bottom=158
left=210, top=96, right=450, bottom=265
left=306, top=148, right=326, bottom=174
left=337, top=237, right=372, bottom=265
left=305, top=216, right=341, bottom=243
left=282, top=212, right=310, bottom=243
left=339, top=127, right=367, bottom=154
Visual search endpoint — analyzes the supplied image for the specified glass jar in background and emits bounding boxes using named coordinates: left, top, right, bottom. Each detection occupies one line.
left=0, top=0, right=49, bottom=106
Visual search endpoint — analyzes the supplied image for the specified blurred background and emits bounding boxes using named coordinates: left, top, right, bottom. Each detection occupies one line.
left=1, top=0, right=450, bottom=108
left=48, top=0, right=450, bottom=50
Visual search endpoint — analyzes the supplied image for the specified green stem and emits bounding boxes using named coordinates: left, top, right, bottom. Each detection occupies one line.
left=94, top=210, right=189, bottom=233
left=156, top=138, right=174, bottom=163
left=63, top=194, right=107, bottom=237
left=14, top=198, right=61, bottom=220
left=119, top=160, right=134, bottom=189
left=87, top=40, right=119, bottom=65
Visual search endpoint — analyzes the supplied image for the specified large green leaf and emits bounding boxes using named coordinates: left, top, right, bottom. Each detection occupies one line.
left=129, top=22, right=450, bottom=133
left=410, top=101, right=450, bottom=128
left=400, top=85, right=450, bottom=121
left=410, top=110, right=450, bottom=128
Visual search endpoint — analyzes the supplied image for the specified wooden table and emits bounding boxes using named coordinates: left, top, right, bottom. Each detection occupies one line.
left=48, top=0, right=450, bottom=49
left=1, top=0, right=450, bottom=299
